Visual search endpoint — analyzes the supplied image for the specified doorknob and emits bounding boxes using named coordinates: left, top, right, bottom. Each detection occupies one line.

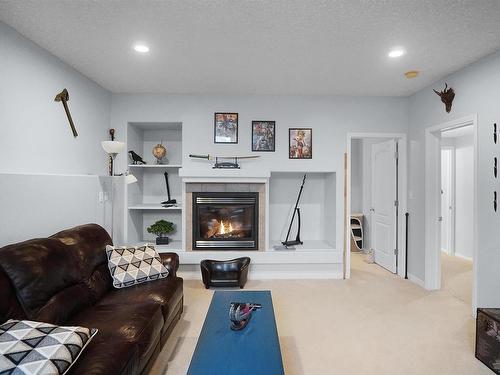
left=438, top=216, right=443, bottom=222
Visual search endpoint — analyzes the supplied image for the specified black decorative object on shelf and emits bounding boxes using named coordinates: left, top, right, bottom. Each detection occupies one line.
left=228, top=302, right=262, bottom=331
left=129, top=150, right=146, bottom=165
left=282, top=174, right=307, bottom=248
left=161, top=172, right=177, bottom=207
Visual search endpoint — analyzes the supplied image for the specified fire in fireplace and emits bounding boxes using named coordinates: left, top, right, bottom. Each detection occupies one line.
left=192, top=192, right=258, bottom=250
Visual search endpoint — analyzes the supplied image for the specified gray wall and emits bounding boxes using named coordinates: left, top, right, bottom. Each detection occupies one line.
left=0, top=21, right=111, bottom=175
left=350, top=139, right=363, bottom=213
left=454, top=133, right=474, bottom=260
left=0, top=21, right=112, bottom=243
left=408, top=50, right=500, bottom=307
left=111, top=94, right=409, bottom=253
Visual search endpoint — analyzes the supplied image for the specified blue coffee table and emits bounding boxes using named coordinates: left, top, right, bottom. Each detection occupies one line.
left=187, top=291, right=284, bottom=375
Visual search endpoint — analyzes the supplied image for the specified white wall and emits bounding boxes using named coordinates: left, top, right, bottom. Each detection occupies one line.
left=0, top=21, right=112, bottom=244
left=408, top=50, right=500, bottom=307
left=454, top=133, right=474, bottom=260
left=0, top=21, right=111, bottom=175
left=111, top=94, right=409, bottom=254
left=350, top=139, right=363, bottom=213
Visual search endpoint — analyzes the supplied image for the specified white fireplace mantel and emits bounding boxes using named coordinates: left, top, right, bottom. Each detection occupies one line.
left=179, top=168, right=270, bottom=181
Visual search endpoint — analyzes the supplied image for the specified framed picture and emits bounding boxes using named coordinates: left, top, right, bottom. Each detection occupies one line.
left=252, top=121, right=275, bottom=152
left=214, top=113, right=238, bottom=143
left=289, top=128, right=312, bottom=159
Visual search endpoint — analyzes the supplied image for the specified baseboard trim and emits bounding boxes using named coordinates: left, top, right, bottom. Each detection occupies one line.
left=178, top=263, right=343, bottom=280
left=454, top=253, right=473, bottom=262
left=408, top=273, right=425, bottom=288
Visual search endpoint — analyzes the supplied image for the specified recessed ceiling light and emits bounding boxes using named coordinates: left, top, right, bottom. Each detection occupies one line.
left=388, top=48, right=406, bottom=58
left=133, top=44, right=150, bottom=53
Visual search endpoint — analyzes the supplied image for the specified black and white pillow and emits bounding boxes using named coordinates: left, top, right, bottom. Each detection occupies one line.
left=0, top=319, right=97, bottom=375
left=106, top=244, right=169, bottom=288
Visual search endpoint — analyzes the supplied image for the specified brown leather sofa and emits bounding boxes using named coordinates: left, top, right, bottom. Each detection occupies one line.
left=0, top=224, right=183, bottom=375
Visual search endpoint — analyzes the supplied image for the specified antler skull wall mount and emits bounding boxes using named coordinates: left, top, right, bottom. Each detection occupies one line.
left=433, top=83, right=455, bottom=113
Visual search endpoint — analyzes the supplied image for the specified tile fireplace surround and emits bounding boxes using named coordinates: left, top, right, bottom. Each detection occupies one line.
left=185, top=182, right=266, bottom=251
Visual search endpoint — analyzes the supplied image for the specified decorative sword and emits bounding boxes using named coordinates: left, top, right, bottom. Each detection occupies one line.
left=189, top=154, right=260, bottom=169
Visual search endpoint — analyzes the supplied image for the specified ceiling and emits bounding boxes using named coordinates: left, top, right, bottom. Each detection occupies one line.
left=1, top=1, right=500, bottom=96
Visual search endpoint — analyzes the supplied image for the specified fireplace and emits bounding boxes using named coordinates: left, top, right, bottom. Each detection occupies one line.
left=192, top=192, right=259, bottom=250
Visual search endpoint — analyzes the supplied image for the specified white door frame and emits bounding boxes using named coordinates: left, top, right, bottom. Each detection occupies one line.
left=440, top=146, right=456, bottom=255
left=424, top=114, right=478, bottom=312
left=345, top=132, right=408, bottom=279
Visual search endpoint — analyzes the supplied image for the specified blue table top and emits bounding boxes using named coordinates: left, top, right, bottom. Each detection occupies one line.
left=187, top=290, right=285, bottom=375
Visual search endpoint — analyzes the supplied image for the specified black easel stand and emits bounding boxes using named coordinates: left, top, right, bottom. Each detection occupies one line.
left=161, top=172, right=177, bottom=207
left=282, top=174, right=306, bottom=247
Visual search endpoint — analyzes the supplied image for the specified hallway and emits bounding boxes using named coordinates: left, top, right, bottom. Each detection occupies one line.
left=441, top=252, right=473, bottom=306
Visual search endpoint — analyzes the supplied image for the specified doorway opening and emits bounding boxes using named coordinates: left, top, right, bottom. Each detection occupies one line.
left=346, top=133, right=407, bottom=279
left=424, top=115, right=477, bottom=314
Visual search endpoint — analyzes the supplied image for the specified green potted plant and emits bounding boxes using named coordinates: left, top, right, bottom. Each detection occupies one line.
left=147, top=219, right=175, bottom=245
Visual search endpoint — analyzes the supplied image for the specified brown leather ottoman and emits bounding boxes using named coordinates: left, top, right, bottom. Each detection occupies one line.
left=200, top=257, right=250, bottom=289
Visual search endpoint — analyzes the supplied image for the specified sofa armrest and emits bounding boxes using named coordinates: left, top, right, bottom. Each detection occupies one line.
left=160, top=253, right=179, bottom=276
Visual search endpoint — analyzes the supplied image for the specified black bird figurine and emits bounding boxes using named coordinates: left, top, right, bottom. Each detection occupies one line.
left=129, top=150, right=146, bottom=165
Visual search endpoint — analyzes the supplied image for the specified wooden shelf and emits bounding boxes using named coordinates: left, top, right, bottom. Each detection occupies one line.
left=128, top=164, right=182, bottom=169
left=128, top=203, right=182, bottom=211
left=351, top=224, right=361, bottom=229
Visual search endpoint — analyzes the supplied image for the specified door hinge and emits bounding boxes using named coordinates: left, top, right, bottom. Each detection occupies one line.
left=394, top=200, right=399, bottom=207
left=395, top=150, right=399, bottom=159
left=394, top=249, right=398, bottom=255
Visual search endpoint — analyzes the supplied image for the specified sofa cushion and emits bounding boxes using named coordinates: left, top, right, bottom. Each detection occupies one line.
left=0, top=319, right=97, bottom=375
left=106, top=244, right=169, bottom=288
left=98, top=276, right=184, bottom=328
left=67, top=301, right=163, bottom=375
left=0, top=224, right=112, bottom=323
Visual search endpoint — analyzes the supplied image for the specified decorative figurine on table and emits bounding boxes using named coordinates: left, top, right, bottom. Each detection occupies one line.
left=228, top=302, right=262, bottom=331
left=129, top=150, right=146, bottom=165
left=152, top=142, right=167, bottom=164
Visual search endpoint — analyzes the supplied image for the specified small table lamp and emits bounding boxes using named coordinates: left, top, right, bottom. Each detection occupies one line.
left=101, top=141, right=125, bottom=176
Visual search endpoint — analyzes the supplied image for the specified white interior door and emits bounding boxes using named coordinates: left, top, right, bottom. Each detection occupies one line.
left=440, top=149, right=454, bottom=254
left=371, top=139, right=397, bottom=273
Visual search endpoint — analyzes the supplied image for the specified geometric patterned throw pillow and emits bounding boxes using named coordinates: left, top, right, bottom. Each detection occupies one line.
left=106, top=244, right=169, bottom=289
left=0, top=319, right=97, bottom=375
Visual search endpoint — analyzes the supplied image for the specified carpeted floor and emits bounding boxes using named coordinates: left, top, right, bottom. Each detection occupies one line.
left=150, top=252, right=487, bottom=375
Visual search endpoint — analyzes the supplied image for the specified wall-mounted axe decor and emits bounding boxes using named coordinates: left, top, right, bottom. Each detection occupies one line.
left=433, top=83, right=455, bottom=113
left=54, top=88, right=78, bottom=137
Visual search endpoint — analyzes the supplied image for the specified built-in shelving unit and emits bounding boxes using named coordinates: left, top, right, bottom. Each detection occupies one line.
left=125, top=122, right=183, bottom=250
left=269, top=171, right=336, bottom=251
left=350, top=213, right=363, bottom=251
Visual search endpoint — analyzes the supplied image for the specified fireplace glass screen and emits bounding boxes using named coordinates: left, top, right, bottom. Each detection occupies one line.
left=192, top=193, right=258, bottom=250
